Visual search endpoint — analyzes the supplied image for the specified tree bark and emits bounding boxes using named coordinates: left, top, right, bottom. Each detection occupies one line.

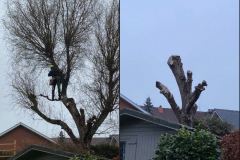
left=156, top=55, right=207, bottom=127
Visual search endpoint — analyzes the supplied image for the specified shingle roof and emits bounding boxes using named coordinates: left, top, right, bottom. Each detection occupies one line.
left=9, top=145, right=75, bottom=160
left=213, top=109, right=239, bottom=129
left=120, top=108, right=194, bottom=131
left=51, top=135, right=119, bottom=146
left=140, top=106, right=208, bottom=123
left=0, top=122, right=56, bottom=144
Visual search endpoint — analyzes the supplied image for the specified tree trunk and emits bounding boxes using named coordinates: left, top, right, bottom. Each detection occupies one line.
left=156, top=55, right=207, bottom=127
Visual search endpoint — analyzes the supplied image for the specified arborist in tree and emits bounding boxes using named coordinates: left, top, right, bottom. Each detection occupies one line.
left=48, top=65, right=62, bottom=100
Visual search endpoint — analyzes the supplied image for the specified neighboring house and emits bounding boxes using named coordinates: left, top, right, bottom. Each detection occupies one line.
left=9, top=145, right=74, bottom=160
left=141, top=99, right=240, bottom=131
left=209, top=109, right=240, bottom=130
left=90, top=135, right=119, bottom=146
left=120, top=108, right=192, bottom=160
left=52, top=134, right=119, bottom=146
left=119, top=94, right=180, bottom=159
left=119, top=94, right=239, bottom=160
left=141, top=105, right=208, bottom=124
left=120, top=94, right=150, bottom=115
left=0, top=123, right=56, bottom=159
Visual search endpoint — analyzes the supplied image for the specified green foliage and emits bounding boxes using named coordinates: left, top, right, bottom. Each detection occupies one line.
left=58, top=131, right=66, bottom=143
left=91, top=144, right=119, bottom=159
left=194, top=117, right=232, bottom=137
left=69, top=154, right=108, bottom=160
left=69, top=156, right=80, bottom=160
left=153, top=128, right=219, bottom=160
left=144, top=97, right=153, bottom=112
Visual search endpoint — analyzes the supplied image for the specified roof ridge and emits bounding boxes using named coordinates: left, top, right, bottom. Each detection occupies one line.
left=214, top=108, right=239, bottom=112
left=0, top=122, right=56, bottom=144
left=120, top=108, right=194, bottom=131
left=120, top=94, right=151, bottom=115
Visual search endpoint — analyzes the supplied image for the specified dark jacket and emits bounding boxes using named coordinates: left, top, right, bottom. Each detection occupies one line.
left=48, top=68, right=60, bottom=77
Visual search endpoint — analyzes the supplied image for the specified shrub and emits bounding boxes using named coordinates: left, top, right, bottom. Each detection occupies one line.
left=91, top=144, right=119, bottom=159
left=153, top=128, right=219, bottom=160
left=193, top=117, right=232, bottom=137
left=69, top=154, right=108, bottom=160
left=221, top=131, right=240, bottom=160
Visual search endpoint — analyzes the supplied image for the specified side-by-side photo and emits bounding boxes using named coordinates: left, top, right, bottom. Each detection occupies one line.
left=0, top=0, right=119, bottom=160
left=120, top=0, right=239, bottom=160
left=0, top=0, right=239, bottom=160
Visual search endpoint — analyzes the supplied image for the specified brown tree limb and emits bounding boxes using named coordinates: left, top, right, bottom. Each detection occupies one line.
left=156, top=81, right=181, bottom=119
left=32, top=106, right=79, bottom=144
left=61, top=97, right=82, bottom=137
left=24, top=89, right=80, bottom=144
left=186, top=80, right=207, bottom=114
left=186, top=70, right=193, bottom=94
left=167, top=55, right=187, bottom=107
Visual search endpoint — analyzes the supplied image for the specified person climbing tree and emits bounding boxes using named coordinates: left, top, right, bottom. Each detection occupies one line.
left=48, top=65, right=62, bottom=100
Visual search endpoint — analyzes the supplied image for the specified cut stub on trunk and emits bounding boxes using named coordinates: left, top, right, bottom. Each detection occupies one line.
left=156, top=55, right=207, bottom=127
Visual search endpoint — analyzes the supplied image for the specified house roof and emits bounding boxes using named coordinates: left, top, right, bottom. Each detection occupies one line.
left=0, top=122, right=56, bottom=144
left=91, top=137, right=110, bottom=146
left=120, top=108, right=194, bottom=131
left=9, top=145, right=74, bottom=160
left=212, top=109, right=239, bottom=129
left=120, top=94, right=150, bottom=115
left=140, top=106, right=208, bottom=123
left=51, top=135, right=119, bottom=146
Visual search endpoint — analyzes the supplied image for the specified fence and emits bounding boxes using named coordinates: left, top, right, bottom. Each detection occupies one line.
left=0, top=140, right=16, bottom=158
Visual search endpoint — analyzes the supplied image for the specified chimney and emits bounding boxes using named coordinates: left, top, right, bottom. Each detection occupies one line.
left=158, top=105, right=164, bottom=113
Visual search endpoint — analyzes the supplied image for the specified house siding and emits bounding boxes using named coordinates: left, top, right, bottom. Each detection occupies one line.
left=120, top=117, right=176, bottom=160
left=0, top=126, right=54, bottom=154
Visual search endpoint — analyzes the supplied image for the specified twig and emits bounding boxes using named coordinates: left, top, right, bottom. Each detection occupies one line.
left=39, top=94, right=61, bottom=101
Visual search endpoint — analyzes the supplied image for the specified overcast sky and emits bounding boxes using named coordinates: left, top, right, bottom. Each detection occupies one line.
left=121, top=0, right=239, bottom=111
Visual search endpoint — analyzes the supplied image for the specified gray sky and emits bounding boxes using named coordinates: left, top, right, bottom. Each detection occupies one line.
left=120, top=0, right=239, bottom=111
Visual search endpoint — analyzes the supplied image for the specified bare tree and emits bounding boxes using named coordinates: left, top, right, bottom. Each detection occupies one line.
left=4, top=0, right=119, bottom=150
left=83, top=0, right=119, bottom=140
left=156, top=55, right=207, bottom=127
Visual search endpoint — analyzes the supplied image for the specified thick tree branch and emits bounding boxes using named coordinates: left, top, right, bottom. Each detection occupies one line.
left=186, top=70, right=192, bottom=94
left=167, top=55, right=187, bottom=107
left=31, top=104, right=79, bottom=144
left=61, top=97, right=82, bottom=137
left=89, top=109, right=109, bottom=140
left=156, top=81, right=181, bottom=118
left=186, top=80, right=207, bottom=114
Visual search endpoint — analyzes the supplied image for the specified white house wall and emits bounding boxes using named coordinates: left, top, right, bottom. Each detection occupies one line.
left=120, top=117, right=176, bottom=160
